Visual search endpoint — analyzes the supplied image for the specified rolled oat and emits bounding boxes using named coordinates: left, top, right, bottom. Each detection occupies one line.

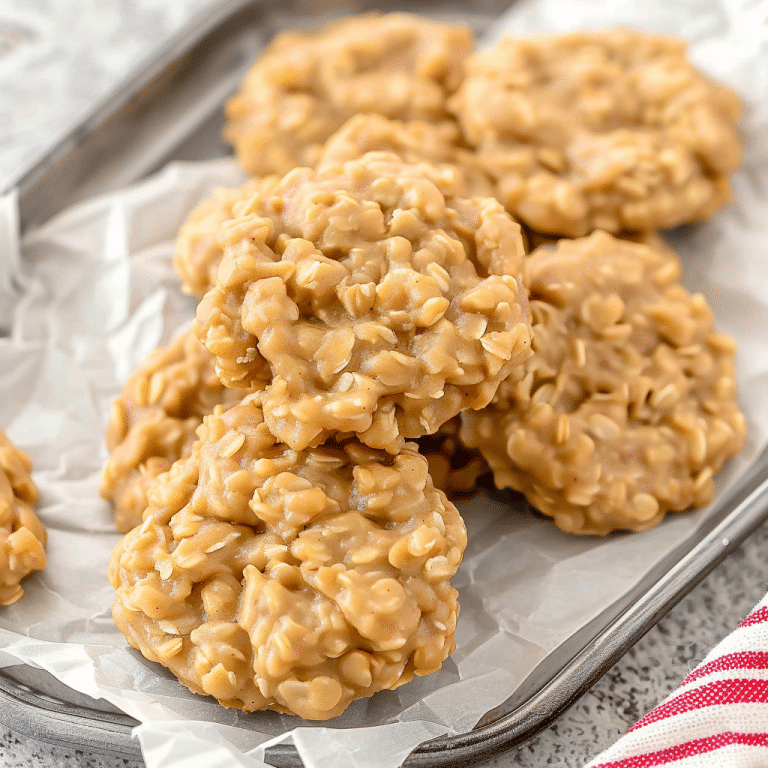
left=173, top=115, right=492, bottom=301
left=100, top=330, right=265, bottom=533
left=174, top=177, right=279, bottom=298
left=225, top=13, right=473, bottom=176
left=318, top=114, right=494, bottom=199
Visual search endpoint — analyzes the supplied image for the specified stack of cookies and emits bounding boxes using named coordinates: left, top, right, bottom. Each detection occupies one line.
left=102, top=13, right=746, bottom=719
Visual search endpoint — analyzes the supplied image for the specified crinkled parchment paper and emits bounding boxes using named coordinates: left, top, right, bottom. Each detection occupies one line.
left=1, top=1, right=768, bottom=766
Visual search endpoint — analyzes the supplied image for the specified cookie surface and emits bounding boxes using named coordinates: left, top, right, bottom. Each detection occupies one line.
left=225, top=13, right=473, bottom=177
left=0, top=430, right=46, bottom=605
left=174, top=114, right=492, bottom=300
left=110, top=394, right=466, bottom=720
left=100, top=331, right=264, bottom=533
left=451, top=31, right=742, bottom=237
left=173, top=178, right=279, bottom=298
left=319, top=114, right=494, bottom=199
left=460, top=232, right=746, bottom=535
left=195, top=152, right=531, bottom=453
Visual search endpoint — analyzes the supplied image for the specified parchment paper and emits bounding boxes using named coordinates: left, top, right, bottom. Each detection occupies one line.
left=1, top=1, right=767, bottom=766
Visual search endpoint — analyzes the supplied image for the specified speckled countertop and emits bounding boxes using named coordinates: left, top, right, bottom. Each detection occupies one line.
left=1, top=1, right=767, bottom=767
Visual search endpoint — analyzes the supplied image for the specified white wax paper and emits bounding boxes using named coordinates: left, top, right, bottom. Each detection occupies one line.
left=1, top=1, right=767, bottom=766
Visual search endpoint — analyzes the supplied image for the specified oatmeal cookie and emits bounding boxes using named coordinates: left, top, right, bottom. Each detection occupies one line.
left=174, top=177, right=279, bottom=298
left=174, top=115, right=492, bottom=300
left=109, top=393, right=466, bottom=720
left=460, top=232, right=746, bottom=535
left=173, top=115, right=488, bottom=298
left=100, top=331, right=265, bottom=533
left=195, top=152, right=531, bottom=453
left=450, top=31, right=742, bottom=237
left=174, top=116, right=490, bottom=301
left=0, top=430, right=46, bottom=605
left=225, top=13, right=473, bottom=176
left=319, top=114, right=494, bottom=198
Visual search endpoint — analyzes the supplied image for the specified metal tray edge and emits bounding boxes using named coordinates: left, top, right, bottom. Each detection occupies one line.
left=3, top=0, right=257, bottom=204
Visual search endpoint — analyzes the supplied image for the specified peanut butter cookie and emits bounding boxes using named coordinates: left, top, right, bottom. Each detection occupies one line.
left=318, top=114, right=493, bottom=198
left=451, top=31, right=742, bottom=237
left=195, top=152, right=531, bottom=453
left=225, top=13, right=473, bottom=176
left=110, top=393, right=466, bottom=720
left=173, top=177, right=279, bottom=298
left=0, top=430, right=46, bottom=605
left=174, top=115, right=491, bottom=300
left=100, top=331, right=265, bottom=533
left=460, top=232, right=746, bottom=535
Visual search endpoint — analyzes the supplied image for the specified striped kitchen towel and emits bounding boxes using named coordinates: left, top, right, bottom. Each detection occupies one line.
left=586, top=591, right=768, bottom=767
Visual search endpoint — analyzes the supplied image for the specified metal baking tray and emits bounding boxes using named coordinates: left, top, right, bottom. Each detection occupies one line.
left=3, top=0, right=768, bottom=765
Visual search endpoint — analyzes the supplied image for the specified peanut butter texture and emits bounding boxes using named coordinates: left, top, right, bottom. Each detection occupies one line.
left=461, top=232, right=746, bottom=535
left=101, top=331, right=264, bottom=533
left=451, top=31, right=742, bottom=237
left=174, top=177, right=279, bottom=298
left=195, top=152, right=531, bottom=454
left=225, top=13, right=473, bottom=176
left=110, top=393, right=466, bottom=720
left=174, top=115, right=493, bottom=300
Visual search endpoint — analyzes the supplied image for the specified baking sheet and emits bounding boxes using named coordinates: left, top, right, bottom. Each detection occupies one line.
left=1, top=0, right=768, bottom=766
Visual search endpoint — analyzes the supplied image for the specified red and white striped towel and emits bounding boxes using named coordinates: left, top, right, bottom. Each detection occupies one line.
left=586, top=593, right=768, bottom=767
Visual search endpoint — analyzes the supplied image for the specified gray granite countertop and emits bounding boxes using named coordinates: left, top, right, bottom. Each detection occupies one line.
left=1, top=1, right=766, bottom=766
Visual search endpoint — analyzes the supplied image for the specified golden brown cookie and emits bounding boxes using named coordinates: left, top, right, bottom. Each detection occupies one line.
left=173, top=177, right=279, bottom=298
left=195, top=152, right=531, bottom=454
left=174, top=115, right=492, bottom=301
left=460, top=232, right=746, bottom=535
left=450, top=31, right=742, bottom=237
left=318, top=114, right=494, bottom=198
left=225, top=13, right=473, bottom=176
left=100, top=331, right=265, bottom=533
left=0, top=430, right=46, bottom=605
left=109, top=393, right=466, bottom=720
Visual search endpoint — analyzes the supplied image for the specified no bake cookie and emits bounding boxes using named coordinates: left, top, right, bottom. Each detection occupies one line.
left=319, top=114, right=493, bottom=199
left=174, top=114, right=493, bottom=301
left=0, top=430, right=46, bottom=605
left=195, top=152, right=531, bottom=453
left=110, top=393, right=466, bottom=720
left=450, top=31, right=742, bottom=237
left=174, top=177, right=279, bottom=298
left=225, top=13, right=473, bottom=177
left=460, top=232, right=746, bottom=534
left=101, top=331, right=265, bottom=533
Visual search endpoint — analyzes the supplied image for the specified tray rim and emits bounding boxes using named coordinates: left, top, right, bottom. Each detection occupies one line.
left=2, top=0, right=767, bottom=765
left=3, top=0, right=258, bottom=203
